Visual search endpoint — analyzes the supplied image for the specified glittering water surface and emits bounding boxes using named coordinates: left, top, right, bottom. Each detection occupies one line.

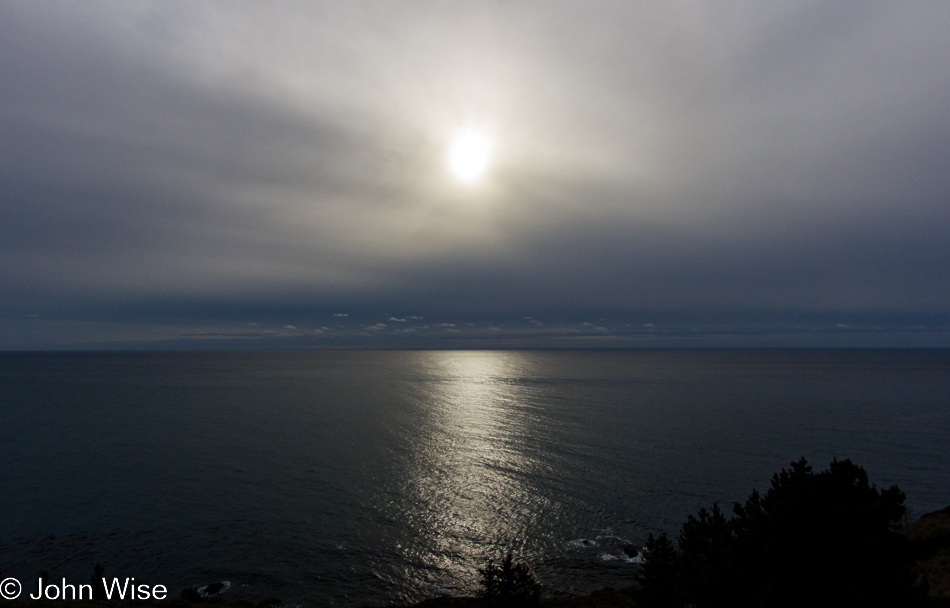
left=2, top=350, right=949, bottom=605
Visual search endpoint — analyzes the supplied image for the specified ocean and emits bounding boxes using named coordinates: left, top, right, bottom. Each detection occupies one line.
left=1, top=349, right=948, bottom=605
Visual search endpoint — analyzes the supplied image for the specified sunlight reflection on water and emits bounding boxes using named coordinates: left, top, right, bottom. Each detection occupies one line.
left=374, top=351, right=551, bottom=596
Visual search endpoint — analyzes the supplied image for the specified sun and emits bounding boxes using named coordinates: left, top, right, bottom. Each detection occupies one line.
left=448, top=128, right=491, bottom=182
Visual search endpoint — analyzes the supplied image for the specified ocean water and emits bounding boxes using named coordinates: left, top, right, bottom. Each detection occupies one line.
left=1, top=349, right=948, bottom=605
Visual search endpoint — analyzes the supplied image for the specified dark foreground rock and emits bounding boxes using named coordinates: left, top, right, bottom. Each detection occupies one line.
left=910, top=505, right=950, bottom=601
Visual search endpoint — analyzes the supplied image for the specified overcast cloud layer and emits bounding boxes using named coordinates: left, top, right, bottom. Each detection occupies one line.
left=2, top=1, right=949, bottom=349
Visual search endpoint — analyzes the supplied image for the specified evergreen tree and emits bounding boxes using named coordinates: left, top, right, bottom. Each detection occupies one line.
left=636, top=458, right=923, bottom=607
left=636, top=533, right=680, bottom=608
left=478, top=552, right=541, bottom=606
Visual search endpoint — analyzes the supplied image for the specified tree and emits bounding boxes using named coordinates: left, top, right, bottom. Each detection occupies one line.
left=677, top=504, right=739, bottom=607
left=636, top=533, right=681, bottom=608
left=478, top=552, right=542, bottom=606
left=637, top=458, right=923, bottom=607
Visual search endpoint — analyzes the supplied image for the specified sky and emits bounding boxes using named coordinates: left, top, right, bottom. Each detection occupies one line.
left=2, top=1, right=949, bottom=349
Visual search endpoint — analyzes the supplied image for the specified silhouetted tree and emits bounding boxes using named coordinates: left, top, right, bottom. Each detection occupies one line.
left=478, top=552, right=541, bottom=606
left=637, top=458, right=924, bottom=607
left=636, top=533, right=680, bottom=608
left=678, top=504, right=740, bottom=607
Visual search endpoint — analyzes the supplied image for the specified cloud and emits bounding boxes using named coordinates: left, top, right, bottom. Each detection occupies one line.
left=0, top=3, right=948, bottom=348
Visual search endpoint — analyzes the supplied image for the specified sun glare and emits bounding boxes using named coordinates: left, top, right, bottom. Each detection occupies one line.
left=449, top=128, right=491, bottom=182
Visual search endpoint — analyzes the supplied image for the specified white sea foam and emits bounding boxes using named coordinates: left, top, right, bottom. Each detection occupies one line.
left=599, top=552, right=645, bottom=564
